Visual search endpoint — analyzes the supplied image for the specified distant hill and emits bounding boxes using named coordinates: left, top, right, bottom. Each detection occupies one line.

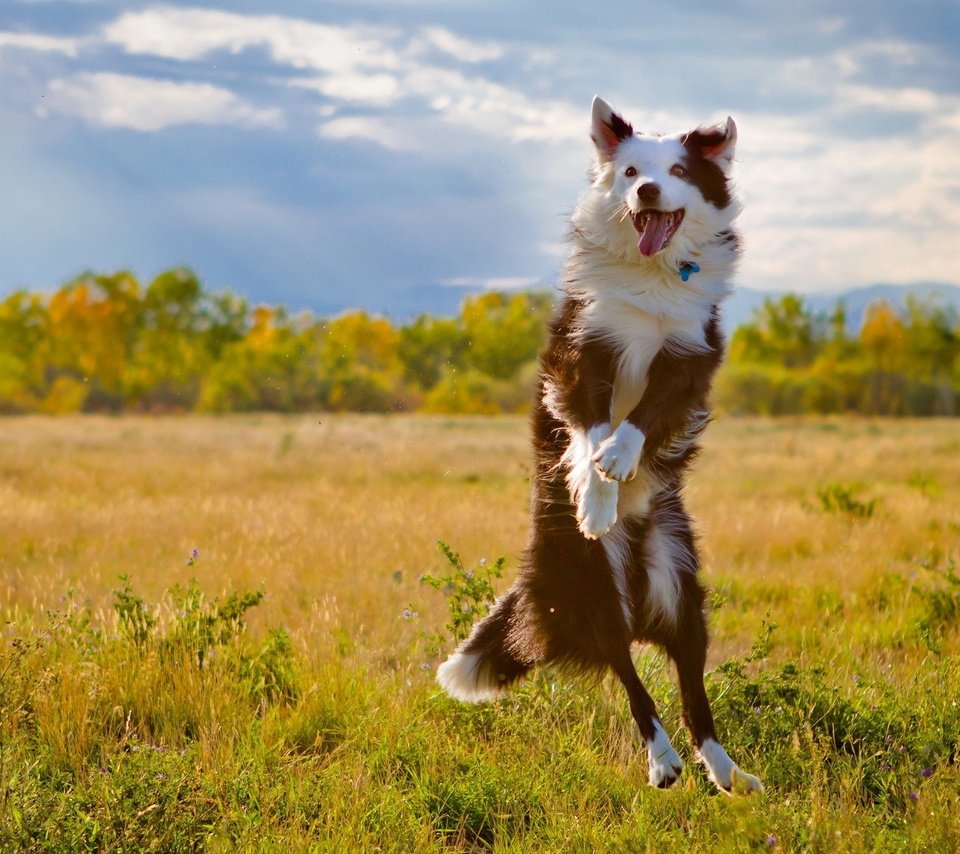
left=723, top=282, right=960, bottom=332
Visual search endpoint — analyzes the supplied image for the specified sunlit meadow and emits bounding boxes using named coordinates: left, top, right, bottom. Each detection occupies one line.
left=1, top=415, right=958, bottom=850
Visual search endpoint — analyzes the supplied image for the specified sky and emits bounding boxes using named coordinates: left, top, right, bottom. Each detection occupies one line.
left=1, top=1, right=959, bottom=317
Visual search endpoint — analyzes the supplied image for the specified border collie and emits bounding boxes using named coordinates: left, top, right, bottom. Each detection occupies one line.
left=437, top=96, right=762, bottom=794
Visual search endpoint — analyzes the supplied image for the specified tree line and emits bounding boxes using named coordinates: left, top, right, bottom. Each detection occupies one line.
left=0, top=268, right=957, bottom=416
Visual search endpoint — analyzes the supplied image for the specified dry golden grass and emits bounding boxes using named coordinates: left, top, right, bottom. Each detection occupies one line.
left=3, top=414, right=956, bottom=652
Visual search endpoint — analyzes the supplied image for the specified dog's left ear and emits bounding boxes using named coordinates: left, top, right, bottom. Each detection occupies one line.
left=682, top=117, right=737, bottom=169
left=591, top=96, right=634, bottom=159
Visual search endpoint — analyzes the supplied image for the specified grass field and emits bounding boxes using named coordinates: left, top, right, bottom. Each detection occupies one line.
left=1, top=414, right=958, bottom=851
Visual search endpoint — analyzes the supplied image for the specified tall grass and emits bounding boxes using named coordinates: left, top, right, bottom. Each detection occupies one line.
left=0, top=415, right=958, bottom=850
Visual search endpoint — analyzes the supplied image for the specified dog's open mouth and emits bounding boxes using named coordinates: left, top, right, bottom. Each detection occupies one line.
left=632, top=208, right=684, bottom=257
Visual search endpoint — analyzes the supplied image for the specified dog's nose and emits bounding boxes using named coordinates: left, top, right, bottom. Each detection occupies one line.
left=637, top=182, right=661, bottom=204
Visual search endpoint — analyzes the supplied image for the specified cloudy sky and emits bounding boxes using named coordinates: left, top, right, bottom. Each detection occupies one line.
left=2, top=1, right=959, bottom=316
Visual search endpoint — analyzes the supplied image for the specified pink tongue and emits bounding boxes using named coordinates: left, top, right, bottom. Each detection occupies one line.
left=638, top=212, right=669, bottom=257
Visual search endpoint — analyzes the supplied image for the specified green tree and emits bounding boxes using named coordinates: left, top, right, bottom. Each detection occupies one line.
left=728, top=294, right=823, bottom=369
left=397, top=314, right=468, bottom=390
left=123, top=268, right=208, bottom=410
left=460, top=291, right=551, bottom=380
left=198, top=306, right=327, bottom=412
left=0, top=290, right=48, bottom=411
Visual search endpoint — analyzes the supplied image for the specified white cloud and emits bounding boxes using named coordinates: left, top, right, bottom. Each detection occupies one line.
left=0, top=31, right=80, bottom=56
left=416, top=26, right=503, bottom=63
left=836, top=84, right=943, bottom=114
left=293, top=72, right=402, bottom=106
left=403, top=66, right=584, bottom=144
left=317, top=115, right=417, bottom=151
left=42, top=72, right=283, bottom=131
left=103, top=7, right=401, bottom=74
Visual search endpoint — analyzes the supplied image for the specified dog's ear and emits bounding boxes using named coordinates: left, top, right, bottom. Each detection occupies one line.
left=591, top=96, right=633, bottom=159
left=682, top=117, right=737, bottom=169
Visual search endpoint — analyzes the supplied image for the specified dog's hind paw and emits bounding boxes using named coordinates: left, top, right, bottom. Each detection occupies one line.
left=576, top=477, right=618, bottom=539
left=728, top=766, right=764, bottom=795
left=698, top=738, right=764, bottom=796
left=646, top=719, right=683, bottom=788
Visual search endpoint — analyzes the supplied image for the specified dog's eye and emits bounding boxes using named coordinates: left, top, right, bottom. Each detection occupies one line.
left=624, top=166, right=637, bottom=178
left=670, top=164, right=688, bottom=178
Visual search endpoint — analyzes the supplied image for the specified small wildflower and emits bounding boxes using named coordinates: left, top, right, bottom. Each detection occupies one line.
left=402, top=609, right=418, bottom=620
left=420, top=663, right=430, bottom=671
left=920, top=768, right=933, bottom=778
left=479, top=558, right=487, bottom=566
left=880, top=763, right=891, bottom=771
left=766, top=835, right=777, bottom=847
left=908, top=791, right=919, bottom=801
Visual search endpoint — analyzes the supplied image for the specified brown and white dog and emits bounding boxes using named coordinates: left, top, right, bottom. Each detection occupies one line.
left=438, top=96, right=762, bottom=794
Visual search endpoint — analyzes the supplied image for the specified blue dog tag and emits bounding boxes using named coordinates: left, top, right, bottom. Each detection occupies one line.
left=678, top=261, right=700, bottom=282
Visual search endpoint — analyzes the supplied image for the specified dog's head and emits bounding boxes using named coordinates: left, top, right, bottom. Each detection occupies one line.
left=576, top=96, right=739, bottom=263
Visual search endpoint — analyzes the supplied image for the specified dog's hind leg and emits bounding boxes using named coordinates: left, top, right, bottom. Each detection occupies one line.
left=437, top=587, right=533, bottom=702
left=609, top=648, right=683, bottom=788
left=666, top=576, right=764, bottom=795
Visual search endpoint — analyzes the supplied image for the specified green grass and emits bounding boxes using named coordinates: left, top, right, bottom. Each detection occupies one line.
left=0, top=415, right=959, bottom=851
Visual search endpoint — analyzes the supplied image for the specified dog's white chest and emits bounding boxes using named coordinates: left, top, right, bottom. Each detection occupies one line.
left=609, top=314, right=665, bottom=425
left=594, top=302, right=705, bottom=426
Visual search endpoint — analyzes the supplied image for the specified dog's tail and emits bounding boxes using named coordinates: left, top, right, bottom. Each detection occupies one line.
left=436, top=587, right=534, bottom=702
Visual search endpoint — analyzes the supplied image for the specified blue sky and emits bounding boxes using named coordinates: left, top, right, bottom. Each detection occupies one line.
left=2, top=1, right=959, bottom=316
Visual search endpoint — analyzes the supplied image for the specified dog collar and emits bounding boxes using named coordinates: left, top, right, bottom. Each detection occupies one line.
left=678, top=261, right=700, bottom=282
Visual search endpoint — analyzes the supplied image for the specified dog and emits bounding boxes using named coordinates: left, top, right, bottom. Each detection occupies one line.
left=437, top=96, right=762, bottom=795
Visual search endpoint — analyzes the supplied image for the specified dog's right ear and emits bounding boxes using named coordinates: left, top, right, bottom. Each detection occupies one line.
left=591, top=96, right=633, bottom=159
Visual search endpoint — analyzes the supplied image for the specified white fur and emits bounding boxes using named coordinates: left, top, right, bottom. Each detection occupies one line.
left=593, top=422, right=645, bottom=482
left=697, top=738, right=764, bottom=795
left=563, top=423, right=619, bottom=539
left=643, top=517, right=696, bottom=625
left=600, top=520, right=634, bottom=629
left=647, top=719, right=684, bottom=787
left=436, top=650, right=505, bottom=703
left=541, top=377, right=565, bottom=423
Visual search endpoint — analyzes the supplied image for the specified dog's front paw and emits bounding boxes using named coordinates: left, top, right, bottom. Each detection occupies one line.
left=592, top=423, right=645, bottom=482
left=576, top=477, right=619, bottom=539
